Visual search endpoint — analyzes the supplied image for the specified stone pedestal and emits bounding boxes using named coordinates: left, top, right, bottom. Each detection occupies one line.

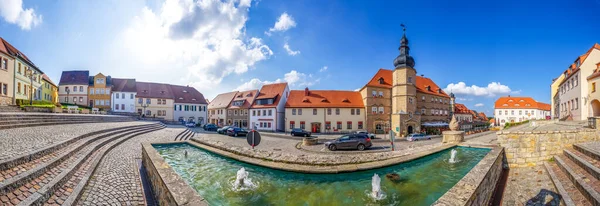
left=442, top=131, right=464, bottom=144
left=302, top=138, right=318, bottom=146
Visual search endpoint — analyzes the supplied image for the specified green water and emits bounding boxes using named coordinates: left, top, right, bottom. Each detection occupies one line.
left=154, top=143, right=490, bottom=206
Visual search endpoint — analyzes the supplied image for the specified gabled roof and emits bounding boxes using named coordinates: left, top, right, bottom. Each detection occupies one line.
left=135, top=82, right=174, bottom=99
left=59, top=70, right=90, bottom=85
left=364, top=69, right=393, bottom=89
left=169, top=84, right=208, bottom=104
left=41, top=74, right=57, bottom=87
left=494, top=96, right=550, bottom=111
left=89, top=75, right=112, bottom=86
left=111, top=78, right=137, bottom=92
left=454, top=103, right=471, bottom=114
left=0, top=37, right=37, bottom=68
left=478, top=112, right=487, bottom=120
left=251, top=83, right=288, bottom=108
left=362, top=69, right=449, bottom=97
left=208, top=91, right=238, bottom=109
left=560, top=43, right=600, bottom=86
left=286, top=89, right=364, bottom=108
left=415, top=76, right=449, bottom=98
left=228, top=90, right=258, bottom=109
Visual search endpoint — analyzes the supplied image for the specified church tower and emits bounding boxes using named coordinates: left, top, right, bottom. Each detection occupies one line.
left=391, top=26, right=419, bottom=136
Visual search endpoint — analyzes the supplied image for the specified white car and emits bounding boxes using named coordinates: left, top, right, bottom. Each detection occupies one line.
left=185, top=122, right=196, bottom=127
left=355, top=131, right=375, bottom=138
left=406, top=133, right=431, bottom=141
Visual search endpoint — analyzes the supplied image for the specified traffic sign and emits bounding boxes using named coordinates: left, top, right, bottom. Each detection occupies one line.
left=246, top=130, right=261, bottom=149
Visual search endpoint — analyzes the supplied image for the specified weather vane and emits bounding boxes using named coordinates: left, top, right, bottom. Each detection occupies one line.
left=401, top=24, right=406, bottom=32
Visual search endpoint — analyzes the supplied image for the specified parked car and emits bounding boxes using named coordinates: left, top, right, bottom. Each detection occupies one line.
left=217, top=126, right=233, bottom=134
left=290, top=128, right=311, bottom=137
left=203, top=124, right=218, bottom=131
left=185, top=121, right=196, bottom=127
left=325, top=134, right=372, bottom=151
left=227, top=127, right=249, bottom=137
left=354, top=130, right=375, bottom=138
left=406, top=133, right=431, bottom=141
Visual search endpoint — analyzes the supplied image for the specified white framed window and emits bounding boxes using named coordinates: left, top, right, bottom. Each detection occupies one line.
left=372, top=91, right=377, bottom=97
left=371, top=107, right=377, bottom=113
left=378, top=91, right=383, bottom=97
left=378, top=107, right=384, bottom=114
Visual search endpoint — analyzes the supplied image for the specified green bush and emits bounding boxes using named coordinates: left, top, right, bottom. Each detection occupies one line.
left=21, top=105, right=56, bottom=109
left=16, top=99, right=55, bottom=106
left=503, top=120, right=530, bottom=129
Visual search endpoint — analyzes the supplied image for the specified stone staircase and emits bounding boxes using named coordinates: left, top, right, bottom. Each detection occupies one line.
left=0, top=122, right=165, bottom=205
left=0, top=113, right=135, bottom=130
left=545, top=143, right=600, bottom=206
left=0, top=106, right=22, bottom=113
left=174, top=129, right=195, bottom=141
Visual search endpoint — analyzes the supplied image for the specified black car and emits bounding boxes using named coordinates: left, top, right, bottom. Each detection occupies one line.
left=217, top=126, right=232, bottom=134
left=203, top=124, right=218, bottom=131
left=290, top=128, right=311, bottom=137
left=227, top=127, right=249, bottom=137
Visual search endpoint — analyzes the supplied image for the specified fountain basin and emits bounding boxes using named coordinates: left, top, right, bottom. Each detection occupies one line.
left=143, top=141, right=503, bottom=205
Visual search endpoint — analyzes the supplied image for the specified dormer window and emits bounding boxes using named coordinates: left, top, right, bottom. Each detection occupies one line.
left=508, top=100, right=513, bottom=102
left=378, top=77, right=385, bottom=84
left=192, top=98, right=196, bottom=101
left=438, top=89, right=442, bottom=93
left=426, top=86, right=431, bottom=91
left=246, top=93, right=252, bottom=97
left=503, top=104, right=508, bottom=106
left=519, top=100, right=524, bottom=102
left=302, top=98, right=310, bottom=103
left=321, top=98, right=328, bottom=102
left=160, top=91, right=165, bottom=94
left=143, top=90, right=148, bottom=93
left=179, top=97, right=183, bottom=100
left=342, top=98, right=350, bottom=103
left=515, top=104, right=520, bottom=106
left=183, top=90, right=188, bottom=93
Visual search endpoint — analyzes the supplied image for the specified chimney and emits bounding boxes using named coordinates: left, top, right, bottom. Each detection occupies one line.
left=421, top=74, right=424, bottom=77
left=304, top=87, right=309, bottom=96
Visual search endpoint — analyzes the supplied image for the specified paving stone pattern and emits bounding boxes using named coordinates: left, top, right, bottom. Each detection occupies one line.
left=501, top=166, right=560, bottom=206
left=77, top=128, right=181, bottom=206
left=0, top=122, right=149, bottom=161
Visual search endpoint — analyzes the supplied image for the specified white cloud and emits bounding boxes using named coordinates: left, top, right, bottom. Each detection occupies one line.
left=319, top=66, right=328, bottom=72
left=0, top=0, right=42, bottom=30
left=234, top=70, right=319, bottom=91
left=283, top=42, right=300, bottom=56
left=475, top=103, right=484, bottom=107
left=118, top=0, right=272, bottom=97
left=265, top=12, right=296, bottom=35
left=444, top=82, right=512, bottom=97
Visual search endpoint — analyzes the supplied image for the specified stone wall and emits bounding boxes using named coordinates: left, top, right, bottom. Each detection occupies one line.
left=497, top=129, right=599, bottom=167
left=141, top=143, right=207, bottom=206
left=0, top=96, right=12, bottom=106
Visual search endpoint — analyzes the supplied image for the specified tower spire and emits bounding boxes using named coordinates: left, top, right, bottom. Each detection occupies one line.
left=393, top=24, right=415, bottom=68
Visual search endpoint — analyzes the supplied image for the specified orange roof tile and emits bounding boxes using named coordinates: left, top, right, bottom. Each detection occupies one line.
left=454, top=103, right=471, bottom=114
left=364, top=69, right=393, bottom=89
left=494, top=96, right=550, bottom=111
left=478, top=112, right=487, bottom=120
left=228, top=90, right=258, bottom=109
left=363, top=69, right=449, bottom=97
left=208, top=91, right=237, bottom=109
left=285, top=89, right=364, bottom=108
left=560, top=43, right=600, bottom=85
left=251, top=83, right=288, bottom=108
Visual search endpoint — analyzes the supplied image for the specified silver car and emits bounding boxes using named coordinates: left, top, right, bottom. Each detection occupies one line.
left=406, top=133, right=431, bottom=141
left=354, top=130, right=375, bottom=138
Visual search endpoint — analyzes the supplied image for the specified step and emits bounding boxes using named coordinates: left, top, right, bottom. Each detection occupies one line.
left=575, top=144, right=600, bottom=162
left=174, top=129, right=191, bottom=141
left=544, top=162, right=590, bottom=206
left=0, top=124, right=160, bottom=191
left=0, top=123, right=156, bottom=171
left=37, top=127, right=165, bottom=205
left=564, top=149, right=600, bottom=180
left=0, top=120, right=132, bottom=130
left=0, top=126, right=161, bottom=198
left=0, top=125, right=164, bottom=205
left=555, top=155, right=600, bottom=205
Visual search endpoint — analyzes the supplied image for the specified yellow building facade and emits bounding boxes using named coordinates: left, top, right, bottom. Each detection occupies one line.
left=88, top=73, right=111, bottom=110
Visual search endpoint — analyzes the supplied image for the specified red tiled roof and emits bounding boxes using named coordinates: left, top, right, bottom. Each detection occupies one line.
left=135, top=82, right=174, bottom=99
left=169, top=84, right=207, bottom=104
left=111, top=78, right=137, bottom=92
left=285, top=89, right=364, bottom=108
left=561, top=43, right=600, bottom=85
left=0, top=37, right=36, bottom=68
left=478, top=112, right=487, bottom=120
left=59, top=70, right=90, bottom=85
left=415, top=76, right=450, bottom=98
left=251, top=83, right=288, bottom=108
left=454, top=103, right=471, bottom=114
left=364, top=69, right=393, bottom=89
left=42, top=74, right=57, bottom=87
left=208, top=91, right=237, bottom=109
left=228, top=90, right=258, bottom=109
left=494, top=96, right=550, bottom=111
left=362, top=69, right=448, bottom=97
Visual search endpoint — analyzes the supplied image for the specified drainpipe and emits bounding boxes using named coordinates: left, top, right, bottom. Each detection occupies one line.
left=324, top=108, right=327, bottom=134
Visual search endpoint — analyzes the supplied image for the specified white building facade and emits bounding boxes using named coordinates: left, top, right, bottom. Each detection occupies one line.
left=170, top=84, right=208, bottom=125
left=494, top=96, right=551, bottom=126
left=249, top=83, right=289, bottom=132
left=111, top=92, right=136, bottom=113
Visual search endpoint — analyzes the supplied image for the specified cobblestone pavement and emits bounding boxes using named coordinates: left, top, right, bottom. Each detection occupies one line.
left=465, top=131, right=498, bottom=144
left=501, top=166, right=559, bottom=206
left=76, top=127, right=182, bottom=206
left=0, top=121, right=151, bottom=161
left=507, top=120, right=587, bottom=132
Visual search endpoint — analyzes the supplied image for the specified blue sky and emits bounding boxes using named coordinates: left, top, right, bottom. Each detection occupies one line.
left=1, top=0, right=599, bottom=116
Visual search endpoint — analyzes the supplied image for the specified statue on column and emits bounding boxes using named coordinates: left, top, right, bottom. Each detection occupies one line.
left=449, top=115, right=459, bottom=131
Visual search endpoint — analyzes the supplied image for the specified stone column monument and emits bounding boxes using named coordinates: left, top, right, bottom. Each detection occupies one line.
left=443, top=115, right=464, bottom=143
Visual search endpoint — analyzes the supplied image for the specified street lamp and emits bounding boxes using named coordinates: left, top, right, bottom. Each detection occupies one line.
left=26, top=68, right=37, bottom=105
left=138, top=98, right=148, bottom=117
left=65, top=87, right=70, bottom=104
